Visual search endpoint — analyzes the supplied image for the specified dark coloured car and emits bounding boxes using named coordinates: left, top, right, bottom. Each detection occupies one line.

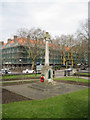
left=81, top=66, right=86, bottom=70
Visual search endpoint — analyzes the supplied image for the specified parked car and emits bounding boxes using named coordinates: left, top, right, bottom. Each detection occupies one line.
left=67, top=68, right=73, bottom=71
left=0, top=69, right=11, bottom=74
left=81, top=66, right=86, bottom=70
left=22, top=69, right=35, bottom=74
left=67, top=65, right=73, bottom=71
left=7, top=70, right=11, bottom=74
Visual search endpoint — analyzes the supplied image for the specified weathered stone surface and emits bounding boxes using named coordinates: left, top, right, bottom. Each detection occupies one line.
left=29, top=81, right=58, bottom=91
left=42, top=32, right=53, bottom=82
left=3, top=82, right=87, bottom=100
left=41, top=65, right=53, bottom=82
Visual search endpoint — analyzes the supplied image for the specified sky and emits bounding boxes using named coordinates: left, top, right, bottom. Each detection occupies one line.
left=0, top=0, right=88, bottom=43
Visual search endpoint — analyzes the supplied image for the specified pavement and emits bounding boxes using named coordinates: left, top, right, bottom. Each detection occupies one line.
left=54, top=70, right=89, bottom=80
left=2, top=82, right=87, bottom=100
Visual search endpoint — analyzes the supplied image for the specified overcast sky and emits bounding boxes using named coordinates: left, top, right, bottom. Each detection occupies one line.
left=0, top=0, right=88, bottom=43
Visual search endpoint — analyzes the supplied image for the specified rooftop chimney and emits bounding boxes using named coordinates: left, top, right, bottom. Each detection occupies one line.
left=0, top=41, right=4, bottom=46
left=8, top=39, right=12, bottom=43
left=27, top=35, right=30, bottom=43
left=14, top=35, right=17, bottom=42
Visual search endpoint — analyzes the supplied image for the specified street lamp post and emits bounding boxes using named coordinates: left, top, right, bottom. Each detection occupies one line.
left=19, top=58, right=22, bottom=72
left=35, top=36, right=37, bottom=66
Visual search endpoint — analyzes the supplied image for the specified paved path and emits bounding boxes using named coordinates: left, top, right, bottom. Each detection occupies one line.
left=3, top=82, right=87, bottom=100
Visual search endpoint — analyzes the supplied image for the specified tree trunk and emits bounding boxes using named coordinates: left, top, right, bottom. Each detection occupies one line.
left=31, top=59, right=35, bottom=70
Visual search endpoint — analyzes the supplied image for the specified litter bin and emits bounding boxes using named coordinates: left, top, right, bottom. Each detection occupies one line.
left=64, top=69, right=70, bottom=76
left=68, top=70, right=70, bottom=76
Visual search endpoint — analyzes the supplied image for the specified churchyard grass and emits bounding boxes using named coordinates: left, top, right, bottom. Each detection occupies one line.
left=1, top=76, right=89, bottom=84
left=2, top=74, right=41, bottom=80
left=2, top=88, right=88, bottom=118
left=54, top=77, right=89, bottom=83
left=75, top=72, right=90, bottom=76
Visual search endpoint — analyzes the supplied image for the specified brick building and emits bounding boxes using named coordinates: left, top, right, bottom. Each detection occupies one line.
left=0, top=35, right=88, bottom=70
left=0, top=35, right=61, bottom=70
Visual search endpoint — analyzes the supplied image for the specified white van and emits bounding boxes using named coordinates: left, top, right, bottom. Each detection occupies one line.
left=36, top=65, right=43, bottom=73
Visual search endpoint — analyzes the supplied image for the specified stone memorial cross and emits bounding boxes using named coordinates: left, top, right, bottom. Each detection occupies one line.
left=41, top=32, right=53, bottom=83
left=44, top=32, right=50, bottom=66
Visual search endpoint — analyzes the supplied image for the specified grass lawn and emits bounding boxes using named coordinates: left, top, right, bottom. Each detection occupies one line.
left=2, top=74, right=41, bottom=80
left=2, top=88, right=88, bottom=118
left=0, top=79, right=40, bottom=84
left=76, top=72, right=90, bottom=76
left=1, top=76, right=89, bottom=84
left=54, top=77, right=89, bottom=83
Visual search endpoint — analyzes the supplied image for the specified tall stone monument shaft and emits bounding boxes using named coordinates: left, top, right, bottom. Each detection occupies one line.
left=45, top=37, right=49, bottom=66
left=41, top=32, right=53, bottom=83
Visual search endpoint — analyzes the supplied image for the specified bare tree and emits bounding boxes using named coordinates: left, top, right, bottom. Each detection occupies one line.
left=76, top=19, right=88, bottom=40
left=17, top=27, right=46, bottom=70
left=53, top=34, right=77, bottom=66
left=75, top=20, right=88, bottom=65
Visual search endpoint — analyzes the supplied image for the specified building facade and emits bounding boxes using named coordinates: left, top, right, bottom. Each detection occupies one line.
left=1, top=36, right=61, bottom=70
left=0, top=35, right=88, bottom=71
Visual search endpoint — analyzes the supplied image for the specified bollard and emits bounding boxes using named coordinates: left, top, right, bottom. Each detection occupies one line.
left=64, top=70, right=66, bottom=76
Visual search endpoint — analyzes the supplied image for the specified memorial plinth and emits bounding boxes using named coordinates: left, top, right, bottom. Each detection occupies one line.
left=41, top=65, right=53, bottom=82
left=29, top=81, right=58, bottom=91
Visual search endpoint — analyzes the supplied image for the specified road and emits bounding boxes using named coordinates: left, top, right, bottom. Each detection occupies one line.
left=54, top=70, right=89, bottom=80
